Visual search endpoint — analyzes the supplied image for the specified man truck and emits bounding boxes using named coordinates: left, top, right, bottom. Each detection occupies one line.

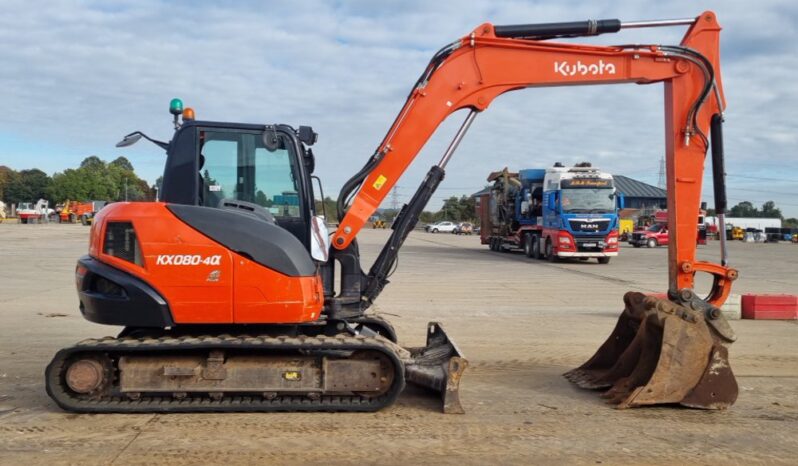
left=477, top=163, right=621, bottom=264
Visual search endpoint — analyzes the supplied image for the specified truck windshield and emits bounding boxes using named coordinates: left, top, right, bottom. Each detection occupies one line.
left=561, top=188, right=615, bottom=213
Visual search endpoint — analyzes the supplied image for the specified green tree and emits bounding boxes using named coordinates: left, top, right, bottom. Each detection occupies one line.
left=5, top=169, right=51, bottom=205
left=110, top=156, right=134, bottom=172
left=0, top=166, right=18, bottom=202
left=49, top=156, right=152, bottom=203
left=80, top=156, right=105, bottom=170
left=760, top=201, right=782, bottom=219
left=437, top=195, right=477, bottom=222
left=729, top=201, right=758, bottom=217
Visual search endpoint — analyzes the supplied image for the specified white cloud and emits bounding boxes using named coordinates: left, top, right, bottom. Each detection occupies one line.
left=0, top=0, right=796, bottom=215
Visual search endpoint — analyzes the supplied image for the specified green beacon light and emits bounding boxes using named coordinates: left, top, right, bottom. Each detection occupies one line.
left=169, top=98, right=184, bottom=115
left=169, top=98, right=184, bottom=129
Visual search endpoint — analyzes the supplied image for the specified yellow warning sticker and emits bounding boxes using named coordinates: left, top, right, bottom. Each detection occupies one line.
left=373, top=175, right=388, bottom=191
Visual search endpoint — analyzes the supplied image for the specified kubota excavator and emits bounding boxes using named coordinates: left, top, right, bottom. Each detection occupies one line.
left=46, top=10, right=738, bottom=413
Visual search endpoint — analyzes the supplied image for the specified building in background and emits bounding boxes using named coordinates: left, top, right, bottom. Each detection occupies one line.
left=613, top=175, right=666, bottom=211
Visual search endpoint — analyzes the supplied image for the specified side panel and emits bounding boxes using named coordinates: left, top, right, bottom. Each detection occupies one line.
left=91, top=202, right=323, bottom=325
left=94, top=202, right=234, bottom=323
left=233, top=258, right=322, bottom=323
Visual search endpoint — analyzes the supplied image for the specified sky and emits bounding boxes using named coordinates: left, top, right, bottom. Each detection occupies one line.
left=1, top=0, right=796, bottom=216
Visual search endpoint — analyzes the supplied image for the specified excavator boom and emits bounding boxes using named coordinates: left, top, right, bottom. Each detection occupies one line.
left=333, top=11, right=738, bottom=409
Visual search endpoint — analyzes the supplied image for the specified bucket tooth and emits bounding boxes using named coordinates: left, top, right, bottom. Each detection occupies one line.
left=404, top=322, right=468, bottom=414
left=566, top=291, right=738, bottom=410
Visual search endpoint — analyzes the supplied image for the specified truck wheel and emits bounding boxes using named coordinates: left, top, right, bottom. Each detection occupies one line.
left=647, top=238, right=657, bottom=248
left=532, top=236, right=541, bottom=259
left=81, top=215, right=89, bottom=226
left=432, top=228, right=438, bottom=233
left=598, top=257, right=611, bottom=264
left=489, top=238, right=496, bottom=251
left=69, top=213, right=77, bottom=223
left=524, top=235, right=534, bottom=258
left=546, top=240, right=558, bottom=262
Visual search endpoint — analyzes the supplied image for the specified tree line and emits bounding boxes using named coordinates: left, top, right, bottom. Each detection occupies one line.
left=709, top=201, right=797, bottom=227
left=319, top=195, right=478, bottom=224
left=0, top=156, right=153, bottom=207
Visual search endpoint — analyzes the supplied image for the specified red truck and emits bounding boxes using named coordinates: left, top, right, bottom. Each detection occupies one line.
left=629, top=210, right=706, bottom=247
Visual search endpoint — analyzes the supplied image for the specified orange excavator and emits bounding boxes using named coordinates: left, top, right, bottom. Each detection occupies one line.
left=47, top=11, right=738, bottom=413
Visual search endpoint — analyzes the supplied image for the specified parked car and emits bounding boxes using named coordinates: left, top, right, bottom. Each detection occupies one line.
left=630, top=223, right=668, bottom=248
left=425, top=221, right=457, bottom=233
left=453, top=222, right=474, bottom=235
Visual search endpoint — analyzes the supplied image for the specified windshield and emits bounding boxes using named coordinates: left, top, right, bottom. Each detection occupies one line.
left=199, top=130, right=302, bottom=218
left=647, top=224, right=666, bottom=232
left=560, top=188, right=615, bottom=213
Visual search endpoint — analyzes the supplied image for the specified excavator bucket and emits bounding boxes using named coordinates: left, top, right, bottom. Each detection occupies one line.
left=405, top=322, right=468, bottom=414
left=564, top=291, right=738, bottom=409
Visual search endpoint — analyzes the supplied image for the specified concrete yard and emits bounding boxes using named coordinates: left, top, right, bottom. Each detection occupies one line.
left=1, top=223, right=796, bottom=465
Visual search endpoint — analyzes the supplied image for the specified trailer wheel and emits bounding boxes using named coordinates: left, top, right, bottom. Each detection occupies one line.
left=81, top=215, right=89, bottom=226
left=598, top=257, right=611, bottom=264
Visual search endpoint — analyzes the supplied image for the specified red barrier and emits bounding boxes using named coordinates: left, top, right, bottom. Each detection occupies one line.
left=741, top=294, right=798, bottom=320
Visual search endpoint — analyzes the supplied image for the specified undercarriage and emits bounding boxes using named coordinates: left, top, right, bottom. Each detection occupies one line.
left=45, top=322, right=466, bottom=413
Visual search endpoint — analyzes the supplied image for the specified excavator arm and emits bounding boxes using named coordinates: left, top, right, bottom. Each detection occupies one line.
left=332, top=11, right=739, bottom=409
left=334, top=11, right=735, bottom=305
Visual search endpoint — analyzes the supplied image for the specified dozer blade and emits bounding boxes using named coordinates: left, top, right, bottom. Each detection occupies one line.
left=565, top=291, right=738, bottom=409
left=404, top=322, right=468, bottom=414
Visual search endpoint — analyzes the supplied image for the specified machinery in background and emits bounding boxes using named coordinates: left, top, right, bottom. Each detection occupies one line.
left=47, top=11, right=739, bottom=414
left=618, top=218, right=635, bottom=241
left=58, top=200, right=107, bottom=225
left=477, top=164, right=620, bottom=264
left=630, top=209, right=707, bottom=247
left=17, top=199, right=54, bottom=224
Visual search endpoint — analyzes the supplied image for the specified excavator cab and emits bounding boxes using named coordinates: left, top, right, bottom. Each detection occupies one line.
left=161, top=120, right=318, bottom=249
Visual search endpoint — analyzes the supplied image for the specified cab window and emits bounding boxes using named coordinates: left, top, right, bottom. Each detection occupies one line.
left=199, top=130, right=302, bottom=219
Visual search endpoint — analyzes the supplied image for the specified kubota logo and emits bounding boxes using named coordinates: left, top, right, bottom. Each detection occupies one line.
left=156, top=254, right=222, bottom=266
left=554, top=60, right=616, bottom=77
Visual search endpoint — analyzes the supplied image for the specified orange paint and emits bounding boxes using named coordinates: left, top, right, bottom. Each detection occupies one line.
left=91, top=203, right=323, bottom=324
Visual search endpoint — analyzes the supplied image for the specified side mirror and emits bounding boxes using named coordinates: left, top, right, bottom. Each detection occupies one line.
left=116, top=132, right=143, bottom=148
left=115, top=131, right=168, bottom=150
left=309, top=215, right=330, bottom=262
left=617, top=192, right=625, bottom=210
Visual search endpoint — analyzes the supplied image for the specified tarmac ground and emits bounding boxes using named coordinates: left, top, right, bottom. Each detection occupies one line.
left=1, top=223, right=796, bottom=465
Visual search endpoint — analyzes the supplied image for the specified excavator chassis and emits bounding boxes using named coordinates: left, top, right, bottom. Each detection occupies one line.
left=45, top=322, right=466, bottom=413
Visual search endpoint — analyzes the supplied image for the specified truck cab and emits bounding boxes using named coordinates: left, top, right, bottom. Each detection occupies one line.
left=479, top=163, right=620, bottom=264
left=540, top=164, right=620, bottom=263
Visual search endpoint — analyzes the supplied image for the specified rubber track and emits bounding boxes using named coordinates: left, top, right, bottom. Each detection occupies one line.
left=45, top=334, right=406, bottom=413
